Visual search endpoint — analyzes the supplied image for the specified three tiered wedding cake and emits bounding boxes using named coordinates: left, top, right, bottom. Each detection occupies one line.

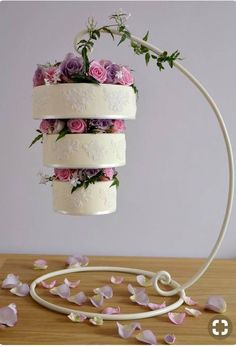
left=31, top=54, right=137, bottom=215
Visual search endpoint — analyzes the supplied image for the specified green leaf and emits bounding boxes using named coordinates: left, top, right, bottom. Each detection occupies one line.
left=110, top=176, right=119, bottom=188
left=117, top=33, right=127, bottom=46
left=102, top=27, right=114, bottom=40
left=145, top=52, right=150, bottom=65
left=143, top=30, right=149, bottom=42
left=29, top=133, right=43, bottom=148
left=56, top=128, right=69, bottom=141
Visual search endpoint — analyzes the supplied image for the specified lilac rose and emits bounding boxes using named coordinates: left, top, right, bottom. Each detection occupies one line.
left=84, top=169, right=100, bottom=178
left=60, top=53, right=83, bottom=81
left=88, top=119, right=113, bottom=132
left=104, top=64, right=121, bottom=84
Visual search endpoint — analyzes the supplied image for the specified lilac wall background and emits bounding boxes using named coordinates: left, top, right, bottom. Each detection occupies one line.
left=0, top=1, right=235, bottom=258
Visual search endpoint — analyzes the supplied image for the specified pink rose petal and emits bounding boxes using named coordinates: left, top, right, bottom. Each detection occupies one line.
left=164, top=334, right=176, bottom=345
left=185, top=307, right=202, bottom=317
left=10, top=283, right=30, bottom=297
left=90, top=294, right=104, bottom=308
left=205, top=295, right=227, bottom=313
left=148, top=302, right=166, bottom=310
left=184, top=296, right=197, bottom=306
left=128, top=283, right=146, bottom=295
left=50, top=283, right=70, bottom=299
left=94, top=285, right=113, bottom=299
left=64, top=278, right=81, bottom=288
left=111, top=275, right=124, bottom=284
left=2, top=274, right=21, bottom=289
left=130, top=291, right=150, bottom=306
left=136, top=330, right=157, bottom=345
left=168, top=312, right=186, bottom=325
left=68, top=312, right=87, bottom=322
left=41, top=280, right=57, bottom=289
left=33, top=259, right=48, bottom=270
left=66, top=255, right=89, bottom=268
left=136, top=275, right=152, bottom=287
left=102, top=306, right=120, bottom=314
left=67, top=292, right=87, bottom=305
left=0, top=303, right=17, bottom=327
left=116, top=321, right=141, bottom=339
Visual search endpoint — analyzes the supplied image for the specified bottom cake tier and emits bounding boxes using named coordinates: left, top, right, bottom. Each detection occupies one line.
left=52, top=180, right=117, bottom=216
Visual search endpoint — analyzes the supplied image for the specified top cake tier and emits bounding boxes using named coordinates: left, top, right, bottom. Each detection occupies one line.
left=32, top=83, right=137, bottom=120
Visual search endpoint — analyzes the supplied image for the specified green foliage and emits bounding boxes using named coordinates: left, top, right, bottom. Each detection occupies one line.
left=110, top=176, right=119, bottom=188
left=75, top=12, right=182, bottom=78
left=56, top=128, right=69, bottom=141
left=29, top=132, right=43, bottom=148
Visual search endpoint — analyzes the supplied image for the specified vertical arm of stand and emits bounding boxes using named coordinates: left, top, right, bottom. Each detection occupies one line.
left=74, top=29, right=234, bottom=296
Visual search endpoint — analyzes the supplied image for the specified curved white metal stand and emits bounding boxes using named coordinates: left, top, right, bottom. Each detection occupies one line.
left=30, top=29, right=234, bottom=320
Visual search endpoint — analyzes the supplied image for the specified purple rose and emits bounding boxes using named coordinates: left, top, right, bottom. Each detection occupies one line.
left=33, top=66, right=45, bottom=87
left=60, top=53, right=83, bottom=80
left=88, top=119, right=113, bottom=132
left=99, top=60, right=112, bottom=69
left=104, top=64, right=121, bottom=84
left=84, top=169, right=100, bottom=178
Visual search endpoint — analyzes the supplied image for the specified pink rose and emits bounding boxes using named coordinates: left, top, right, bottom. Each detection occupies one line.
left=54, top=168, right=73, bottom=182
left=67, top=119, right=87, bottom=133
left=44, top=66, right=61, bottom=84
left=117, top=66, right=134, bottom=86
left=52, top=120, right=65, bottom=134
left=40, top=119, right=53, bottom=134
left=103, top=168, right=114, bottom=180
left=89, top=61, right=107, bottom=83
left=33, top=66, right=45, bottom=87
left=112, top=120, right=125, bottom=133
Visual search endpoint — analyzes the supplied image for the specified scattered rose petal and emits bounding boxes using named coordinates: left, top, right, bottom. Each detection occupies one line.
left=2, top=274, right=21, bottom=289
left=90, top=294, right=104, bottom=308
left=66, top=255, right=89, bottom=268
left=64, top=278, right=81, bottom=288
left=205, top=296, right=227, bottom=313
left=68, top=292, right=87, bottom=306
left=185, top=307, right=202, bottom=317
left=111, top=275, right=124, bottom=284
left=168, top=312, right=186, bottom=325
left=41, top=280, right=57, bottom=289
left=89, top=316, right=104, bottom=326
left=183, top=296, right=197, bottom=306
left=116, top=322, right=141, bottom=339
left=102, top=306, right=120, bottom=314
left=136, top=275, right=152, bottom=287
left=10, top=283, right=30, bottom=297
left=94, top=285, right=113, bottom=299
left=68, top=312, right=87, bottom=322
left=50, top=283, right=70, bottom=299
left=128, top=283, right=146, bottom=295
left=130, top=291, right=149, bottom=306
left=148, top=302, right=166, bottom=310
left=0, top=324, right=6, bottom=329
left=0, top=303, right=17, bottom=327
left=136, top=330, right=157, bottom=345
left=33, top=259, right=48, bottom=270
left=164, top=334, right=176, bottom=344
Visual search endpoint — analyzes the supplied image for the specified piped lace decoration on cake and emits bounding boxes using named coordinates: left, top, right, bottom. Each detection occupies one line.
left=63, top=87, right=96, bottom=113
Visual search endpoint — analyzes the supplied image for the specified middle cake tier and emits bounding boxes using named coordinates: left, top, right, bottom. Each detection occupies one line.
left=43, top=133, right=126, bottom=168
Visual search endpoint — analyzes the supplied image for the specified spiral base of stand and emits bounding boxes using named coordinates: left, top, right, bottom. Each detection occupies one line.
left=30, top=266, right=186, bottom=320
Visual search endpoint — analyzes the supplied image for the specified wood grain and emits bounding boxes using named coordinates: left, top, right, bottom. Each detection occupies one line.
left=0, top=254, right=235, bottom=344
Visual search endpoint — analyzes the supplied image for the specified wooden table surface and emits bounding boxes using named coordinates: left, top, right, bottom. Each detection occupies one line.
left=0, top=254, right=235, bottom=345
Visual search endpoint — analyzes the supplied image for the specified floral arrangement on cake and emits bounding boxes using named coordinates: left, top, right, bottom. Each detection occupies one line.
left=33, top=55, right=135, bottom=88
left=30, top=119, right=125, bottom=147
left=39, top=167, right=119, bottom=192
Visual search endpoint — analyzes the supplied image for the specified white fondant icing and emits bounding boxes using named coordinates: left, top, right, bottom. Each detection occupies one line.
left=52, top=181, right=117, bottom=215
left=43, top=133, right=126, bottom=168
left=32, top=83, right=136, bottom=119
